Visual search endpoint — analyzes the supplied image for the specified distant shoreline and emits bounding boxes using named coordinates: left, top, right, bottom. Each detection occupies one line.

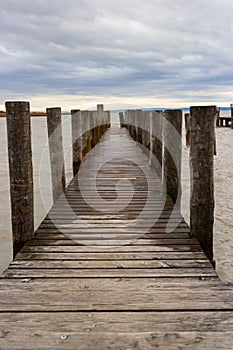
left=0, top=107, right=231, bottom=117
left=0, top=112, right=47, bottom=118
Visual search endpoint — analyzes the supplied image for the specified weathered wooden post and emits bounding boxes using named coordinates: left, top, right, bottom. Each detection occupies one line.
left=131, top=111, right=137, bottom=140
left=128, top=110, right=133, bottom=138
left=97, top=104, right=104, bottom=135
left=163, top=109, right=182, bottom=204
left=231, top=104, right=233, bottom=129
left=190, top=106, right=216, bottom=263
left=6, top=101, right=34, bottom=256
left=106, top=111, right=111, bottom=128
left=142, top=111, right=151, bottom=151
left=71, top=109, right=82, bottom=176
left=150, top=110, right=163, bottom=177
left=81, top=110, right=91, bottom=158
left=124, top=110, right=129, bottom=132
left=215, top=107, right=220, bottom=127
left=119, top=112, right=124, bottom=127
left=46, top=107, right=66, bottom=202
left=89, top=111, right=96, bottom=147
left=184, top=113, right=191, bottom=147
left=136, top=110, right=143, bottom=145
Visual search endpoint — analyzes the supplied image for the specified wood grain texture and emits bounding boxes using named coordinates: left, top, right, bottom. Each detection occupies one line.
left=1, top=124, right=233, bottom=349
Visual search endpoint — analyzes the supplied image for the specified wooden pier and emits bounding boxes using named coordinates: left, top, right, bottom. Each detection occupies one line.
left=1, top=105, right=233, bottom=349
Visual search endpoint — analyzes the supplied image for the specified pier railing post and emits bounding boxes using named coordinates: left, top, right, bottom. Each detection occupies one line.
left=106, top=111, right=111, bottom=129
left=119, top=112, right=124, bottom=127
left=6, top=101, right=34, bottom=256
left=136, top=110, right=143, bottom=145
left=142, top=111, right=151, bottom=151
left=163, top=110, right=182, bottom=204
left=90, top=111, right=96, bottom=148
left=124, top=110, right=129, bottom=132
left=231, top=104, right=233, bottom=129
left=184, top=113, right=191, bottom=147
left=97, top=104, right=104, bottom=136
left=71, top=109, right=82, bottom=176
left=46, top=107, right=66, bottom=203
left=81, top=111, right=91, bottom=158
left=190, top=106, right=216, bottom=263
left=150, top=110, right=163, bottom=177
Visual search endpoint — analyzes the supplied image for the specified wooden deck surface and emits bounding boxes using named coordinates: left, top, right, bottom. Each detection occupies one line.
left=1, top=126, right=233, bottom=349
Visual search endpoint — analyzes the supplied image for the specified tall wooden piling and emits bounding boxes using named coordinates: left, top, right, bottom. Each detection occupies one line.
left=89, top=111, right=96, bottom=148
left=190, top=106, right=216, bottom=263
left=71, top=109, right=82, bottom=176
left=97, top=104, right=104, bottom=135
left=95, top=111, right=101, bottom=144
left=184, top=113, right=191, bottom=147
left=81, top=111, right=91, bottom=158
left=150, top=110, right=163, bottom=177
left=163, top=109, right=182, bottom=204
left=142, top=111, right=151, bottom=150
left=106, top=111, right=111, bottom=128
left=136, top=110, right=143, bottom=145
left=6, top=101, right=34, bottom=256
left=231, top=104, right=233, bottom=129
left=46, top=107, right=66, bottom=203
left=119, top=112, right=124, bottom=127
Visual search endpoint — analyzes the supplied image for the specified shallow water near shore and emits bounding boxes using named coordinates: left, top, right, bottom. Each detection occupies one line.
left=0, top=112, right=232, bottom=282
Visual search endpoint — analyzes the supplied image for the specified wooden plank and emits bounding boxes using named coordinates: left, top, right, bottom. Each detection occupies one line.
left=20, top=245, right=203, bottom=253
left=15, top=251, right=209, bottom=261
left=0, top=311, right=233, bottom=332
left=1, top=125, right=230, bottom=350
left=1, top=283, right=233, bottom=311
left=25, top=238, right=199, bottom=246
left=9, top=259, right=212, bottom=269
left=1, top=330, right=233, bottom=350
left=0, top=276, right=224, bottom=290
left=3, top=267, right=216, bottom=278
left=34, top=232, right=191, bottom=240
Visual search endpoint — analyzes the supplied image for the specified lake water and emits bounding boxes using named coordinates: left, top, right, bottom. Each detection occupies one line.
left=0, top=112, right=232, bottom=282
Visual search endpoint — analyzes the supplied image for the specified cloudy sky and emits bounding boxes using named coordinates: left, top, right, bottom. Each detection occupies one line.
left=0, top=0, right=233, bottom=110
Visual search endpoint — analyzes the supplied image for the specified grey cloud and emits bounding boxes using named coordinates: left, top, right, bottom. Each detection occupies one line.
left=0, top=0, right=233, bottom=105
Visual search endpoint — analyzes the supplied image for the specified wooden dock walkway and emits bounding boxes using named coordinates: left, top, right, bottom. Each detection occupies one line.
left=1, top=125, right=233, bottom=349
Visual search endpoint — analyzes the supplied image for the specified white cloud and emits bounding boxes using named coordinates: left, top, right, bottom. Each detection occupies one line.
left=0, top=0, right=233, bottom=109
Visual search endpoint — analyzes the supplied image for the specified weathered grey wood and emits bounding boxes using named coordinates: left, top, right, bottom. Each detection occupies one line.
left=9, top=259, right=212, bottom=269
left=0, top=275, right=223, bottom=286
left=150, top=110, right=163, bottom=177
left=71, top=109, right=82, bottom=176
left=4, top=278, right=233, bottom=310
left=231, top=105, right=233, bottom=129
left=184, top=113, right=190, bottom=147
left=16, top=251, right=207, bottom=261
left=89, top=111, right=95, bottom=148
left=190, top=106, right=216, bottom=263
left=1, top=329, right=233, bottom=350
left=106, top=110, right=111, bottom=129
left=214, top=107, right=219, bottom=155
left=21, top=245, right=202, bottom=253
left=1, top=311, right=233, bottom=333
left=81, top=110, right=91, bottom=158
left=6, top=101, right=34, bottom=256
left=97, top=104, right=104, bottom=113
left=97, top=104, right=105, bottom=136
left=142, top=111, right=151, bottom=151
left=46, top=107, right=66, bottom=202
left=163, top=109, right=182, bottom=204
left=119, top=112, right=125, bottom=127
left=135, top=109, right=143, bottom=144
left=1, top=124, right=232, bottom=350
left=25, top=237, right=199, bottom=246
